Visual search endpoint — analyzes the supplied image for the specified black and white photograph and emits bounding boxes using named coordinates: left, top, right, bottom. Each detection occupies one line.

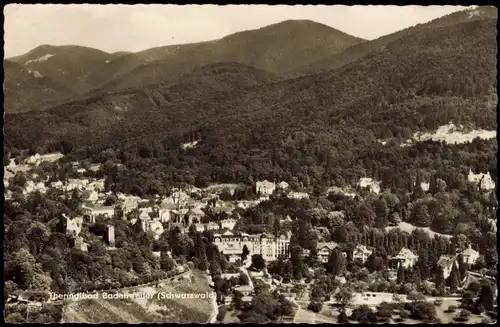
left=2, top=4, right=498, bottom=324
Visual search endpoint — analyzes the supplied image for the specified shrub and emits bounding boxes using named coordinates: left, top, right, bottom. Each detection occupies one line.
left=308, top=301, right=323, bottom=313
left=411, top=302, right=437, bottom=321
left=407, top=291, right=425, bottom=302
left=337, top=310, right=349, bottom=323
left=445, top=305, right=458, bottom=313
left=453, top=309, right=471, bottom=322
left=216, top=306, right=228, bottom=322
left=376, top=302, right=394, bottom=319
left=351, top=305, right=374, bottom=322
left=399, top=310, right=409, bottom=319
left=433, top=299, right=443, bottom=307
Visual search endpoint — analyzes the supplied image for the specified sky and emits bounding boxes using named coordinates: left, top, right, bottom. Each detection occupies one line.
left=4, top=4, right=473, bottom=58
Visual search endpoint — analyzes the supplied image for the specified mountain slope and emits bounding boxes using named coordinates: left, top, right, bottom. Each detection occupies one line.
left=294, top=6, right=498, bottom=74
left=4, top=20, right=363, bottom=112
left=91, top=20, right=364, bottom=93
left=4, top=62, right=278, bottom=150
left=7, top=45, right=118, bottom=93
left=5, top=20, right=497, bottom=189
left=3, top=60, right=77, bottom=113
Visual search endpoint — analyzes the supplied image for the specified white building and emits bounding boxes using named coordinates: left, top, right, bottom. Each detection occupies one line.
left=206, top=222, right=220, bottom=231
left=171, top=190, right=190, bottom=208
left=420, top=182, right=430, bottom=192
left=85, top=190, right=99, bottom=202
left=83, top=204, right=116, bottom=223
left=107, top=225, right=115, bottom=247
left=214, top=231, right=291, bottom=262
left=65, top=178, right=89, bottom=191
left=391, top=247, right=418, bottom=269
left=358, top=178, right=382, bottom=194
left=353, top=245, right=373, bottom=263
left=194, top=223, right=206, bottom=232
left=437, top=255, right=457, bottom=279
left=461, top=244, right=480, bottom=265
left=159, top=209, right=170, bottom=223
left=50, top=181, right=64, bottom=189
left=467, top=169, right=495, bottom=190
left=221, top=218, right=237, bottom=230
left=288, top=191, right=309, bottom=199
left=65, top=214, right=84, bottom=237
left=316, top=242, right=339, bottom=263
left=277, top=181, right=290, bottom=190
left=25, top=153, right=41, bottom=165
left=148, top=221, right=164, bottom=240
left=23, top=180, right=47, bottom=195
left=256, top=180, right=276, bottom=196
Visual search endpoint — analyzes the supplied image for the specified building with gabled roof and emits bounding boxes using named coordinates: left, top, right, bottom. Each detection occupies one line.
left=316, top=242, right=340, bottom=263
left=353, top=245, right=373, bottom=263
left=277, top=181, right=290, bottom=190
left=460, top=244, right=480, bottom=265
left=390, top=247, right=418, bottom=269
left=256, top=180, right=276, bottom=196
left=468, top=169, right=495, bottom=190
left=437, top=254, right=458, bottom=279
left=358, top=177, right=382, bottom=194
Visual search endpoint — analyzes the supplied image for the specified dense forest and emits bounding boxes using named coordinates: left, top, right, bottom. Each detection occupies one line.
left=3, top=13, right=498, bottom=323
left=4, top=20, right=497, bottom=194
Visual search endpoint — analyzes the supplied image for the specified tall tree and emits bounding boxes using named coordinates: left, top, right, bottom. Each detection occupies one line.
left=476, top=282, right=495, bottom=311
left=396, top=265, right=406, bottom=284
left=290, top=245, right=305, bottom=280
left=446, top=263, right=461, bottom=293
left=374, top=199, right=389, bottom=228
left=241, top=244, right=250, bottom=261
left=326, top=248, right=345, bottom=276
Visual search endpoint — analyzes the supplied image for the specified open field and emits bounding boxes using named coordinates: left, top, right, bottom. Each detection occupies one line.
left=385, top=222, right=452, bottom=239
left=62, top=271, right=212, bottom=323
left=413, top=125, right=496, bottom=144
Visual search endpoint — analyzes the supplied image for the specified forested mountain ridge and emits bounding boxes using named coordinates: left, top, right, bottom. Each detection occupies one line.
left=90, top=19, right=364, bottom=93
left=4, top=19, right=497, bottom=193
left=4, top=62, right=279, bottom=149
left=3, top=60, right=78, bottom=113
left=293, top=6, right=498, bottom=75
left=6, top=45, right=118, bottom=94
left=3, top=20, right=363, bottom=113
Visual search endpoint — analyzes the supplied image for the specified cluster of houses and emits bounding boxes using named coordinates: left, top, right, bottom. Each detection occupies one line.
left=256, top=180, right=310, bottom=199
left=4, top=154, right=489, bottom=280
left=467, top=169, right=496, bottom=191
left=305, top=242, right=480, bottom=279
left=437, top=244, right=481, bottom=279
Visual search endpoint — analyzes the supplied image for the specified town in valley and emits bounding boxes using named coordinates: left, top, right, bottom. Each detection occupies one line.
left=3, top=4, right=498, bottom=325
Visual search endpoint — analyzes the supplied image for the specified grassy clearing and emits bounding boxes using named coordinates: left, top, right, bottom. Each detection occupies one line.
left=385, top=222, right=452, bottom=239
left=62, top=271, right=212, bottom=323
left=67, top=299, right=127, bottom=323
